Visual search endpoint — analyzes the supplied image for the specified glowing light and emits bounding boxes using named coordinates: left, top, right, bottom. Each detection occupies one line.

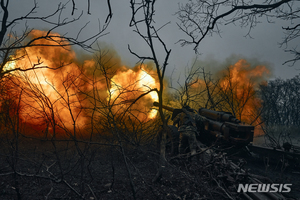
left=109, top=67, right=159, bottom=120
left=0, top=30, right=161, bottom=138
left=3, top=60, right=16, bottom=72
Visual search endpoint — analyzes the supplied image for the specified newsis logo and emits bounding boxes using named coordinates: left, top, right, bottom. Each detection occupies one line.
left=237, top=183, right=292, bottom=193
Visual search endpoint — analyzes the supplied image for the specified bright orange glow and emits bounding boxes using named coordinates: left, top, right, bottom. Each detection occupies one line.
left=1, top=30, right=159, bottom=137
left=109, top=65, right=159, bottom=121
left=215, top=59, right=271, bottom=137
left=185, top=59, right=270, bottom=136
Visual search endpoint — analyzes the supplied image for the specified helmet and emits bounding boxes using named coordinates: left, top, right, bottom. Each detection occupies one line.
left=183, top=105, right=194, bottom=112
left=183, top=105, right=191, bottom=110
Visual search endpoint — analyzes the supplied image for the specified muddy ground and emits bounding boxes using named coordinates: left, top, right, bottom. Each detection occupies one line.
left=0, top=136, right=299, bottom=200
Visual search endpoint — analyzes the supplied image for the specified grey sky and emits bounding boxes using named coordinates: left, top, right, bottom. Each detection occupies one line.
left=8, top=0, right=300, bottom=80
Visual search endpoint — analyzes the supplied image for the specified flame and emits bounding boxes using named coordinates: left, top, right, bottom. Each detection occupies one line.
left=218, top=59, right=270, bottom=125
left=3, top=60, right=16, bottom=71
left=1, top=30, right=159, bottom=137
left=3, top=48, right=87, bottom=136
left=109, top=65, right=159, bottom=121
left=181, top=59, right=270, bottom=136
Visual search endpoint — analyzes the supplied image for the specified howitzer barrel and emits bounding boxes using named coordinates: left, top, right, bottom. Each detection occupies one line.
left=153, top=102, right=254, bottom=145
left=199, top=108, right=241, bottom=124
left=206, top=119, right=227, bottom=133
left=203, top=118, right=254, bottom=145
left=153, top=102, right=175, bottom=112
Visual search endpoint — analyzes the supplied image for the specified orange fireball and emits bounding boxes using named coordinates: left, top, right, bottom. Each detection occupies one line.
left=1, top=30, right=160, bottom=137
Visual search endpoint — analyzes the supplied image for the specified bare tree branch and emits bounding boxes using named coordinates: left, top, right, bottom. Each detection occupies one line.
left=176, top=0, right=299, bottom=65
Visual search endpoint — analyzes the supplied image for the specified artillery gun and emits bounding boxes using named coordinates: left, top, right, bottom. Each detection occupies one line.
left=153, top=102, right=254, bottom=147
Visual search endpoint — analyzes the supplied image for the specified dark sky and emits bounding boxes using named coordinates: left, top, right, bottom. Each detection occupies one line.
left=8, top=0, right=300, bottom=80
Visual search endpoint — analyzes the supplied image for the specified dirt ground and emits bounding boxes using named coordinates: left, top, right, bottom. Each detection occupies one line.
left=243, top=156, right=300, bottom=199
left=0, top=136, right=299, bottom=200
left=249, top=135, right=300, bottom=199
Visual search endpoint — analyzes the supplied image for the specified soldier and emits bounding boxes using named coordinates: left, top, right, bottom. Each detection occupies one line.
left=172, top=105, right=206, bottom=155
